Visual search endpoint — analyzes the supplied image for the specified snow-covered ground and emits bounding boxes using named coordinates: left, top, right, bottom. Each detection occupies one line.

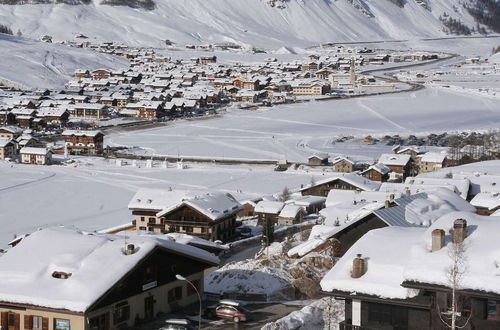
left=107, top=86, right=500, bottom=162
left=0, top=0, right=482, bottom=48
left=0, top=33, right=128, bottom=89
left=0, top=158, right=329, bottom=247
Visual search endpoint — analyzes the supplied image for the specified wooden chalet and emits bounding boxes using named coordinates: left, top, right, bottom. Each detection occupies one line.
left=300, top=174, right=380, bottom=197
left=0, top=138, right=15, bottom=160
left=0, top=227, right=218, bottom=330
left=62, top=130, right=105, bottom=156
left=322, top=215, right=500, bottom=330
left=20, top=147, right=52, bottom=165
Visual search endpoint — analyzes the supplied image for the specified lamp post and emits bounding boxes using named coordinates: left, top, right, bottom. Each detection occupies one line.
left=175, top=274, right=202, bottom=330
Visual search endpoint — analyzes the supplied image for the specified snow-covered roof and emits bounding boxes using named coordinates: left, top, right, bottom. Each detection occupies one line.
left=289, top=195, right=326, bottom=207
left=62, top=129, right=103, bottom=137
left=156, top=192, right=243, bottom=221
left=0, top=227, right=218, bottom=312
left=0, top=126, right=23, bottom=134
left=300, top=173, right=380, bottom=192
left=19, top=147, right=51, bottom=156
left=378, top=153, right=411, bottom=166
left=407, top=177, right=470, bottom=199
left=419, top=151, right=447, bottom=163
left=362, top=162, right=390, bottom=175
left=470, top=192, right=500, bottom=210
left=279, top=204, right=305, bottom=218
left=254, top=201, right=285, bottom=214
left=120, top=230, right=228, bottom=251
left=0, top=138, right=14, bottom=148
left=374, top=188, right=476, bottom=227
left=404, top=212, right=500, bottom=295
left=326, top=190, right=402, bottom=208
left=128, top=188, right=190, bottom=211
left=320, top=226, right=424, bottom=299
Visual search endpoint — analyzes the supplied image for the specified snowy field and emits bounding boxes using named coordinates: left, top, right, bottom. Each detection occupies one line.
left=0, top=158, right=330, bottom=247
left=107, top=86, right=500, bottom=162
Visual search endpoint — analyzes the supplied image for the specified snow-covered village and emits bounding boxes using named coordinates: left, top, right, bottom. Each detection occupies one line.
left=1, top=1, right=500, bottom=330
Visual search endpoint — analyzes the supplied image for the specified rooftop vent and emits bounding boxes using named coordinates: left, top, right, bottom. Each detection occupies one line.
left=124, top=243, right=137, bottom=255
left=52, top=271, right=72, bottom=279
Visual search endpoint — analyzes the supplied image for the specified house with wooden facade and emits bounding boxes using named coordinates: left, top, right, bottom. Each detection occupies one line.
left=0, top=227, right=218, bottom=330
left=417, top=152, right=448, bottom=174
left=19, top=147, right=52, bottom=165
left=378, top=153, right=413, bottom=180
left=470, top=192, right=500, bottom=216
left=62, top=130, right=105, bottom=156
left=321, top=213, right=500, bottom=330
left=308, top=153, right=329, bottom=166
left=277, top=204, right=306, bottom=226
left=300, top=174, right=380, bottom=197
left=0, top=138, right=16, bottom=160
left=361, top=163, right=390, bottom=182
left=129, top=189, right=242, bottom=242
left=254, top=201, right=285, bottom=226
left=0, top=126, right=24, bottom=140
left=332, top=156, right=355, bottom=173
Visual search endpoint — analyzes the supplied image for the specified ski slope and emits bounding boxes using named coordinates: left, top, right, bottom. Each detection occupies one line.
left=0, top=0, right=481, bottom=48
left=0, top=33, right=128, bottom=88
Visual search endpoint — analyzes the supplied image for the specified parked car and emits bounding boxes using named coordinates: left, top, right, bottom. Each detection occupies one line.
left=236, top=226, right=252, bottom=238
left=204, top=299, right=250, bottom=323
left=159, top=319, right=194, bottom=330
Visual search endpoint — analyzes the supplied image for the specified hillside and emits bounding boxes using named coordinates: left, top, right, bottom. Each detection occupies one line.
left=0, top=33, right=127, bottom=88
left=0, top=0, right=487, bottom=48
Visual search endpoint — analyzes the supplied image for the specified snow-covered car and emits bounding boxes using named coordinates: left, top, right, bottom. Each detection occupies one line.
left=236, top=226, right=252, bottom=238
left=159, top=318, right=194, bottom=330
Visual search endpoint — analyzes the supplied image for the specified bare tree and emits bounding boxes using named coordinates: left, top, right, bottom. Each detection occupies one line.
left=279, top=186, right=291, bottom=202
left=438, top=242, right=472, bottom=329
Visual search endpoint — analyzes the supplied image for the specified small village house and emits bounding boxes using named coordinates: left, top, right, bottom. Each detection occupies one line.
left=20, top=147, right=52, bottom=165
left=332, top=156, right=355, bottom=173
left=308, top=153, right=329, bottom=166
left=0, top=138, right=16, bottom=160
left=300, top=174, right=380, bottom=197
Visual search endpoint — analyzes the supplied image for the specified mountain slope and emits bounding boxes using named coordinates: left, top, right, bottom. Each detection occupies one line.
left=0, top=0, right=485, bottom=48
left=0, top=33, right=128, bottom=88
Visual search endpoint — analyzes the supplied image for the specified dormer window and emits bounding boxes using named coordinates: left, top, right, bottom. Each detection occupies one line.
left=52, top=271, right=72, bottom=279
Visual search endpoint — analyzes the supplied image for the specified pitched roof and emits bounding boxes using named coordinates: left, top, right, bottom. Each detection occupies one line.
left=156, top=192, right=243, bottom=221
left=0, top=227, right=218, bottom=312
left=300, top=173, right=381, bottom=192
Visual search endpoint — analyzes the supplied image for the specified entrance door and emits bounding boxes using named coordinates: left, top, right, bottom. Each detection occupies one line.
left=7, top=312, right=19, bottom=330
left=144, top=296, right=155, bottom=320
left=88, top=313, right=110, bottom=330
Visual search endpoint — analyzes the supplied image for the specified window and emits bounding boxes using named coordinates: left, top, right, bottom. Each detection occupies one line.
left=140, top=217, right=145, bottom=222
left=8, top=313, right=15, bottom=326
left=187, top=279, right=200, bottom=296
left=488, top=300, right=500, bottom=320
left=168, top=286, right=183, bottom=303
left=139, top=226, right=146, bottom=230
left=114, top=301, right=130, bottom=324
left=33, top=316, right=43, bottom=330
left=148, top=217, right=155, bottom=224
left=54, top=318, right=70, bottom=330
left=184, top=226, right=193, bottom=233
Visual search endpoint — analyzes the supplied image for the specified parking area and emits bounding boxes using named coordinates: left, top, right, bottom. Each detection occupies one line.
left=138, top=302, right=301, bottom=330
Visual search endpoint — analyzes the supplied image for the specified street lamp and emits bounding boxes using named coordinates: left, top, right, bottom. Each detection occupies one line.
left=175, top=274, right=202, bottom=330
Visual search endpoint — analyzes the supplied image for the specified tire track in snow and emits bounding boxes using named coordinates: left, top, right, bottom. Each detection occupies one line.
left=355, top=99, right=407, bottom=131
left=0, top=173, right=56, bottom=193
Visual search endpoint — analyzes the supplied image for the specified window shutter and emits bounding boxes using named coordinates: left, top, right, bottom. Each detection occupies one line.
left=24, top=315, right=33, bottom=329
left=1, top=312, right=8, bottom=330
left=42, top=317, right=49, bottom=330
left=15, top=313, right=20, bottom=330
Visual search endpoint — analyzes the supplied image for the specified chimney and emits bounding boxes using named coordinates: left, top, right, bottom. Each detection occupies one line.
left=405, top=188, right=411, bottom=196
left=384, top=200, right=390, bottom=208
left=351, top=254, right=365, bottom=278
left=431, top=229, right=445, bottom=252
left=126, top=243, right=136, bottom=255
left=389, top=193, right=395, bottom=201
left=452, top=219, right=467, bottom=244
